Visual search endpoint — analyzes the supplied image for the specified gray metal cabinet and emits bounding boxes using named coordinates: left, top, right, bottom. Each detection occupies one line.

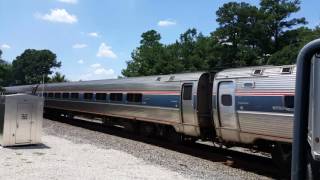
left=0, top=94, right=43, bottom=146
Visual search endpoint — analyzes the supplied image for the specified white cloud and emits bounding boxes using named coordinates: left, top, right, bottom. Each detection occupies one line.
left=90, top=63, right=101, bottom=68
left=35, top=9, right=77, bottom=24
left=57, top=0, right=78, bottom=4
left=157, top=19, right=176, bottom=27
left=79, top=73, right=93, bottom=80
left=1, top=44, right=11, bottom=49
left=72, top=43, right=87, bottom=49
left=78, top=64, right=116, bottom=80
left=94, top=68, right=114, bottom=75
left=77, top=59, right=84, bottom=64
left=96, top=43, right=117, bottom=59
left=88, top=32, right=99, bottom=37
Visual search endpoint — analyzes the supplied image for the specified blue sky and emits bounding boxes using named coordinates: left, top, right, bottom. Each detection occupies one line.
left=0, top=0, right=319, bottom=81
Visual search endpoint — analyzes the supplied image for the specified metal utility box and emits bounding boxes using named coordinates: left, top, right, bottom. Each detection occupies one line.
left=0, top=94, right=44, bottom=146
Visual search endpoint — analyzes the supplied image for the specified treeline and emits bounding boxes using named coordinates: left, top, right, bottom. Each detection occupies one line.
left=1, top=0, right=319, bottom=87
left=122, top=0, right=320, bottom=77
left=0, top=49, right=67, bottom=87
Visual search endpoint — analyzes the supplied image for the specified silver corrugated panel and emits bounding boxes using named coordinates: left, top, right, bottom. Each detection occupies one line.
left=238, top=111, right=293, bottom=139
left=236, top=76, right=296, bottom=90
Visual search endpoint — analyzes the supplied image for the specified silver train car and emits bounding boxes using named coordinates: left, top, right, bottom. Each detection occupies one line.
left=213, top=65, right=295, bottom=144
left=212, top=65, right=295, bottom=168
left=5, top=72, right=214, bottom=139
left=4, top=65, right=297, bottom=167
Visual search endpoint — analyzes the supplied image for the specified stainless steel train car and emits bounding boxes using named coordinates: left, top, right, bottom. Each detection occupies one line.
left=212, top=65, right=296, bottom=168
left=5, top=72, right=214, bottom=139
left=213, top=65, right=295, bottom=144
left=4, top=65, right=297, bottom=168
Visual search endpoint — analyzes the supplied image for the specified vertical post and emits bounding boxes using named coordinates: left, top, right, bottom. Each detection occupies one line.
left=41, top=74, right=45, bottom=97
left=292, top=39, right=320, bottom=180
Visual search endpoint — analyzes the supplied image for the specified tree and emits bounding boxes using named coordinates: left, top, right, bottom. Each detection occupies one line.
left=122, top=30, right=165, bottom=77
left=0, top=64, right=12, bottom=86
left=0, top=50, right=12, bottom=87
left=154, top=43, right=184, bottom=74
left=49, top=72, right=68, bottom=83
left=268, top=27, right=320, bottom=65
left=121, top=0, right=309, bottom=77
left=212, top=0, right=307, bottom=67
left=260, top=0, right=307, bottom=51
left=174, top=28, right=210, bottom=71
left=12, top=49, right=61, bottom=85
left=213, top=2, right=264, bottom=67
left=0, top=50, right=5, bottom=64
left=122, top=29, right=216, bottom=77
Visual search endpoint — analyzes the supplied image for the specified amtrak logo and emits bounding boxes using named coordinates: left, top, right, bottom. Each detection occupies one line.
left=272, top=106, right=294, bottom=112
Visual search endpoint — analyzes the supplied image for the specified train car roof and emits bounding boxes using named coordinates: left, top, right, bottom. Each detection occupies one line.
left=45, top=72, right=206, bottom=86
left=215, top=64, right=296, bottom=79
left=5, top=72, right=208, bottom=92
left=4, top=84, right=37, bottom=94
left=45, top=72, right=208, bottom=92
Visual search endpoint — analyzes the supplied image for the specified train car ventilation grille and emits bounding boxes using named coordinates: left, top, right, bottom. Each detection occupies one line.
left=281, top=67, right=292, bottom=74
left=252, top=69, right=263, bottom=76
left=169, top=76, right=175, bottom=81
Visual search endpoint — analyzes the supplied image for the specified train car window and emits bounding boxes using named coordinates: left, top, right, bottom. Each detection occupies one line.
left=110, top=93, right=123, bottom=102
left=127, top=93, right=142, bottom=103
left=221, top=94, right=232, bottom=106
left=62, top=93, right=69, bottom=99
left=183, top=85, right=192, bottom=100
left=96, top=93, right=107, bottom=101
left=71, top=93, right=79, bottom=99
left=54, top=93, right=61, bottom=99
left=284, top=95, right=294, bottom=108
left=48, top=93, right=54, bottom=98
left=43, top=93, right=47, bottom=97
left=84, top=93, right=93, bottom=100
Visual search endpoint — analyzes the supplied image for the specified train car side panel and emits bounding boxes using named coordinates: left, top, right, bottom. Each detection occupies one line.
left=213, top=65, right=296, bottom=144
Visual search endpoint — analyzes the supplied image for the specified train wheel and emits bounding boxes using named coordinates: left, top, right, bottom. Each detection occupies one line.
left=271, top=142, right=292, bottom=174
left=65, top=113, right=74, bottom=120
left=139, top=123, right=155, bottom=137
left=123, top=120, right=139, bottom=133
left=167, top=127, right=183, bottom=144
left=181, top=137, right=196, bottom=146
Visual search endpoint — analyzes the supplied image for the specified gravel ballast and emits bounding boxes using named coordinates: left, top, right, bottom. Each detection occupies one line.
left=0, top=135, right=186, bottom=180
left=0, top=119, right=277, bottom=180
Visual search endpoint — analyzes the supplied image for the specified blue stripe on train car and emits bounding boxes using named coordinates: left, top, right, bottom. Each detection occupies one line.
left=142, top=95, right=180, bottom=108
left=235, top=96, right=293, bottom=114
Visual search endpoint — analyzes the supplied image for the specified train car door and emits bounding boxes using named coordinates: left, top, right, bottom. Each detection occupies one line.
left=181, top=83, right=194, bottom=125
left=218, top=81, right=240, bottom=141
left=15, top=103, right=33, bottom=144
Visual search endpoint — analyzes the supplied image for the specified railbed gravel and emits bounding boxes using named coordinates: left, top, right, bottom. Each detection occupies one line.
left=41, top=118, right=277, bottom=180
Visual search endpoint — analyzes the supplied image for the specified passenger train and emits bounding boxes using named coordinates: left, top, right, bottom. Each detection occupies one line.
left=3, top=64, right=296, bottom=168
